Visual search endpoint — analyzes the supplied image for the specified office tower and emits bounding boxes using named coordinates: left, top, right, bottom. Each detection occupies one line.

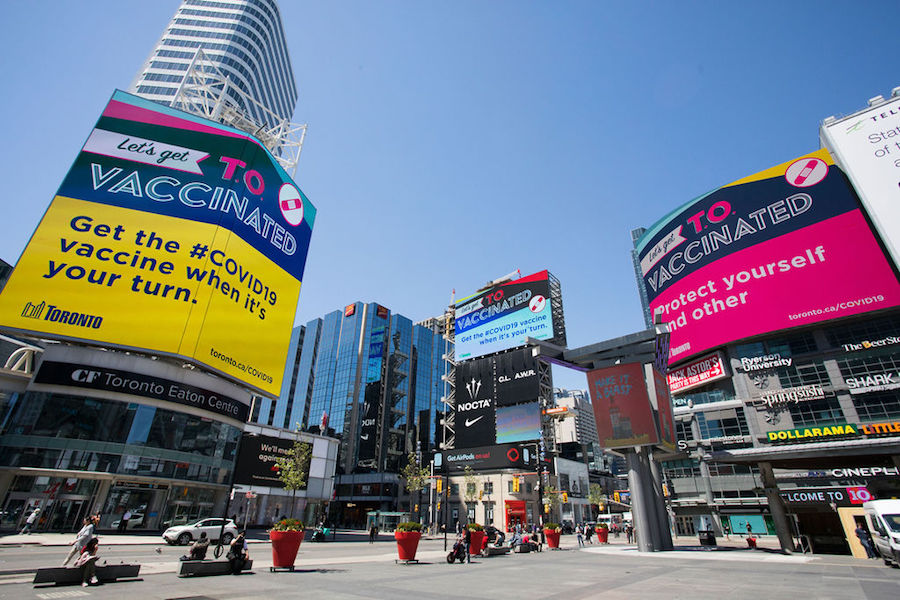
left=130, top=0, right=302, bottom=166
left=255, top=302, right=452, bottom=523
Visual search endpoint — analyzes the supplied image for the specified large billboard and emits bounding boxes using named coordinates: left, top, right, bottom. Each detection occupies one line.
left=587, top=362, right=661, bottom=448
left=0, top=91, right=315, bottom=396
left=821, top=96, right=900, bottom=271
left=454, top=270, right=554, bottom=361
left=635, top=149, right=900, bottom=366
left=454, top=347, right=543, bottom=448
left=455, top=356, right=496, bottom=448
left=434, top=442, right=535, bottom=473
left=233, top=433, right=310, bottom=489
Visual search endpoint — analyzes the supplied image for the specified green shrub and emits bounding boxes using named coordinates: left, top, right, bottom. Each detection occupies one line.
left=465, top=523, right=484, bottom=531
left=395, top=522, right=423, bottom=532
left=543, top=522, right=560, bottom=531
left=597, top=522, right=609, bottom=529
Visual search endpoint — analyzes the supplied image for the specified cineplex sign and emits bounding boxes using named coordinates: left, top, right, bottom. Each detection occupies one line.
left=767, top=420, right=900, bottom=443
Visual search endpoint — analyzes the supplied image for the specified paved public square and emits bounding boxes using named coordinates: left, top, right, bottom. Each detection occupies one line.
left=0, top=530, right=898, bottom=599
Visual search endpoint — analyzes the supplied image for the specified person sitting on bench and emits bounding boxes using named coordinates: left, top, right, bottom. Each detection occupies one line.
left=75, top=538, right=100, bottom=587
left=227, top=532, right=249, bottom=574
left=180, top=532, right=209, bottom=561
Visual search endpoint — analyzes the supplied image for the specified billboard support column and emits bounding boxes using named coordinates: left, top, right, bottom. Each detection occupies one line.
left=626, top=449, right=654, bottom=552
left=648, top=450, right=673, bottom=551
left=758, top=462, right=794, bottom=554
left=637, top=448, right=663, bottom=551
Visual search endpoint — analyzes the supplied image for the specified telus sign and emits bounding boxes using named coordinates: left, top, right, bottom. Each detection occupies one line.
left=635, top=149, right=900, bottom=365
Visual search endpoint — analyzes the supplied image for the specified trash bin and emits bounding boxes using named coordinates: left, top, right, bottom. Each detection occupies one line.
left=698, top=530, right=716, bottom=546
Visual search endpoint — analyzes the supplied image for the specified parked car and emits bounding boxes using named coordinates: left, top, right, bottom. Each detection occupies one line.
left=863, top=500, right=900, bottom=567
left=162, top=518, right=238, bottom=546
left=111, top=513, right=144, bottom=530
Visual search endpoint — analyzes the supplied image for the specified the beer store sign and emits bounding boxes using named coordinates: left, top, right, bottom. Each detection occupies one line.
left=750, top=384, right=825, bottom=409
left=842, top=335, right=900, bottom=353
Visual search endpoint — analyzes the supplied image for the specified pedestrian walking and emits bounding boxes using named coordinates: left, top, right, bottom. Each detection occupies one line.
left=464, top=526, right=472, bottom=563
left=63, top=516, right=97, bottom=566
left=20, top=507, right=40, bottom=535
left=625, top=523, right=634, bottom=544
left=576, top=523, right=584, bottom=546
left=584, top=524, right=593, bottom=544
left=854, top=525, right=877, bottom=559
left=745, top=521, right=752, bottom=537
left=369, top=522, right=378, bottom=543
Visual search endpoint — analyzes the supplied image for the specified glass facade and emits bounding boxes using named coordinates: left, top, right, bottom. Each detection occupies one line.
left=0, top=392, right=239, bottom=484
left=257, top=302, right=450, bottom=477
left=131, top=0, right=298, bottom=128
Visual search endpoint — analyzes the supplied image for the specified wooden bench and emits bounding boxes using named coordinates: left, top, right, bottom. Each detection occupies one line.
left=33, top=564, right=141, bottom=586
left=178, top=559, right=253, bottom=577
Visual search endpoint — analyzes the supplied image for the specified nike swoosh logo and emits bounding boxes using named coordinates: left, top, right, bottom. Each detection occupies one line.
left=360, top=434, right=369, bottom=440
left=465, top=416, right=484, bottom=427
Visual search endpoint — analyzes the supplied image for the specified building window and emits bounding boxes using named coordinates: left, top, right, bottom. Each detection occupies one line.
left=673, top=386, right=734, bottom=408
left=837, top=353, right=900, bottom=381
left=775, top=361, right=830, bottom=388
left=483, top=481, right=493, bottom=495
left=734, top=331, right=817, bottom=358
left=451, top=483, right=459, bottom=496
left=788, top=396, right=844, bottom=427
left=662, top=459, right=701, bottom=478
left=825, top=314, right=900, bottom=348
left=695, top=409, right=749, bottom=439
left=852, top=391, right=900, bottom=421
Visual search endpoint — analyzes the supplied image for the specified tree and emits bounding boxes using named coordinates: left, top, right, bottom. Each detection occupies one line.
left=400, top=452, right=430, bottom=516
left=588, top=483, right=605, bottom=520
left=273, top=439, right=312, bottom=519
left=463, top=466, right=478, bottom=519
left=545, top=484, right=563, bottom=521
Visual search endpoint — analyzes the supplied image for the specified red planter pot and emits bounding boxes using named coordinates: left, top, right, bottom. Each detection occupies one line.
left=595, top=528, right=609, bottom=543
left=468, top=530, right=486, bottom=554
left=270, top=530, right=304, bottom=569
left=544, top=529, right=561, bottom=549
left=394, top=530, right=422, bottom=561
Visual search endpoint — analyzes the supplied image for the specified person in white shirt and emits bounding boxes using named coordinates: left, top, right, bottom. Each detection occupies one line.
left=63, top=516, right=97, bottom=566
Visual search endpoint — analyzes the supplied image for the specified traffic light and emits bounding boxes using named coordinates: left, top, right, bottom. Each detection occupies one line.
left=513, top=477, right=520, bottom=492
left=598, top=502, right=605, bottom=511
left=614, top=491, right=621, bottom=503
left=436, top=478, right=442, bottom=494
left=562, top=492, right=568, bottom=503
left=544, top=503, right=550, bottom=513
left=414, top=504, right=419, bottom=512
left=479, top=490, right=483, bottom=500
left=437, top=501, right=441, bottom=511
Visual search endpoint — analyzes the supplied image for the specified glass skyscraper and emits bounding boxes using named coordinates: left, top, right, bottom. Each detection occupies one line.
left=254, top=303, right=451, bottom=524
left=130, top=0, right=298, bottom=128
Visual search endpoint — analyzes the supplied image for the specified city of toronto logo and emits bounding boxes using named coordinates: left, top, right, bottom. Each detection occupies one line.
left=21, top=301, right=45, bottom=319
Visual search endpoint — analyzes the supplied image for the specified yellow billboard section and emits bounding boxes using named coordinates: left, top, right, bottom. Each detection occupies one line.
left=0, top=196, right=298, bottom=395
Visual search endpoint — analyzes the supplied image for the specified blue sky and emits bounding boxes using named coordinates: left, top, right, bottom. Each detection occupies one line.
left=1, top=1, right=897, bottom=391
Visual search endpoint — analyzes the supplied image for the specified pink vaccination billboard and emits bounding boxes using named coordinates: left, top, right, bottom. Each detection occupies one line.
left=635, top=149, right=900, bottom=366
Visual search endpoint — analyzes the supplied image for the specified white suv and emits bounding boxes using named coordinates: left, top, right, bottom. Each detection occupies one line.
left=162, top=518, right=238, bottom=546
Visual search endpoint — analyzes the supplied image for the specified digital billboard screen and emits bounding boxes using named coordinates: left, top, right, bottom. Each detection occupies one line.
left=821, top=96, right=900, bottom=272
left=495, top=402, right=542, bottom=443
left=635, top=149, right=900, bottom=366
left=454, top=270, right=554, bottom=361
left=494, top=347, right=540, bottom=406
left=0, top=91, right=316, bottom=396
left=234, top=433, right=309, bottom=489
left=587, top=362, right=659, bottom=448
left=455, top=356, right=496, bottom=448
